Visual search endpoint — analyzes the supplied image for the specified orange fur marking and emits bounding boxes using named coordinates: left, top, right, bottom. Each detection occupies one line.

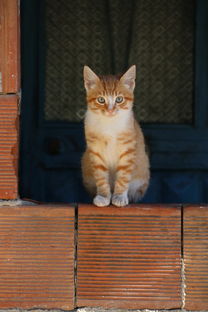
left=90, top=107, right=99, bottom=111
left=88, top=149, right=105, bottom=163
left=116, top=179, right=127, bottom=187
left=119, top=148, right=135, bottom=160
left=97, top=181, right=107, bottom=187
left=125, top=97, right=133, bottom=101
left=116, top=164, right=131, bottom=171
left=94, top=164, right=108, bottom=172
left=122, top=139, right=133, bottom=144
left=127, top=159, right=135, bottom=165
left=88, top=97, right=97, bottom=103
left=117, top=133, right=132, bottom=141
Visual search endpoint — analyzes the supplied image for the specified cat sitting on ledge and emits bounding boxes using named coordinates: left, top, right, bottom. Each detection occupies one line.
left=81, top=65, right=150, bottom=207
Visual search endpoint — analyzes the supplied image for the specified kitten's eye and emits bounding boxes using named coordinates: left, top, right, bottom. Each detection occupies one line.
left=115, top=96, right=124, bottom=103
left=97, top=97, right=105, bottom=104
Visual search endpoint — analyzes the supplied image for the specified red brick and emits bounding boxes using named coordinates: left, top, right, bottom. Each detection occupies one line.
left=77, top=204, right=182, bottom=309
left=0, top=95, right=19, bottom=199
left=184, top=205, right=208, bottom=310
left=0, top=205, right=75, bottom=310
left=0, top=0, right=20, bottom=93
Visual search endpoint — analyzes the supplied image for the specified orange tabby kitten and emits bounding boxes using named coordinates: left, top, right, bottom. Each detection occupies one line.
left=82, top=65, right=150, bottom=207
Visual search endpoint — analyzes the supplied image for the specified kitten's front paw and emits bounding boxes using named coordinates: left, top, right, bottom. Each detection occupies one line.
left=112, top=193, right=129, bottom=207
left=93, top=195, right=110, bottom=207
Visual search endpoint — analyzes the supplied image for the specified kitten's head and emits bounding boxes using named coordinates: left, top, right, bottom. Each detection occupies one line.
left=83, top=65, right=136, bottom=117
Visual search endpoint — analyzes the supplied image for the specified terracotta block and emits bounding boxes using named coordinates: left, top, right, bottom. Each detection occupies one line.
left=184, top=205, right=208, bottom=310
left=0, top=0, right=20, bottom=93
left=0, top=205, right=75, bottom=310
left=0, top=95, right=19, bottom=199
left=77, top=204, right=182, bottom=309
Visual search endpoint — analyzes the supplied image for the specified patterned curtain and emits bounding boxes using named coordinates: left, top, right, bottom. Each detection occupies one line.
left=44, top=0, right=194, bottom=123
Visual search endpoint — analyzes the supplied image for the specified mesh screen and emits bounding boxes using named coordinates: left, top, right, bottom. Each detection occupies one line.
left=44, top=0, right=194, bottom=123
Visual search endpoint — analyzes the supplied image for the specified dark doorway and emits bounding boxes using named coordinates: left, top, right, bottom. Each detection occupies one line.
left=20, top=0, right=208, bottom=203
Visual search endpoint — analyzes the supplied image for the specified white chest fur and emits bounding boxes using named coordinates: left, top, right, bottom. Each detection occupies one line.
left=85, top=110, right=133, bottom=169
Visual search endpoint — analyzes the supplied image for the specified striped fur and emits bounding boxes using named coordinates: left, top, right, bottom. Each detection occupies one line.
left=81, top=65, right=150, bottom=207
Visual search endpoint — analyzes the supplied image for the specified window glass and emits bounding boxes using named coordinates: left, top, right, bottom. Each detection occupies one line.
left=44, top=0, right=194, bottom=123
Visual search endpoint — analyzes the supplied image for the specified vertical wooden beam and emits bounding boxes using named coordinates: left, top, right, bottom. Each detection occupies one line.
left=0, top=0, right=20, bottom=93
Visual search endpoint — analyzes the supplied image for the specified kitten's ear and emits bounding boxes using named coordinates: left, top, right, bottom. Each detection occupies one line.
left=83, top=66, right=100, bottom=91
left=120, top=65, right=136, bottom=91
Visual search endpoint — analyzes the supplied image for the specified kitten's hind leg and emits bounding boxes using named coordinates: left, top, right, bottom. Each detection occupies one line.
left=128, top=179, right=148, bottom=202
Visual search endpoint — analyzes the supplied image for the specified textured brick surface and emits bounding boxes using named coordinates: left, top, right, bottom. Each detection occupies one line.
left=0, top=0, right=20, bottom=93
left=0, top=205, right=75, bottom=310
left=77, top=204, right=182, bottom=309
left=0, top=95, right=19, bottom=199
left=184, top=205, right=208, bottom=310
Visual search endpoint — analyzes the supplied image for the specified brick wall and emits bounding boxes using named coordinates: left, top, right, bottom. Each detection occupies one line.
left=0, top=0, right=20, bottom=199
left=0, top=203, right=207, bottom=311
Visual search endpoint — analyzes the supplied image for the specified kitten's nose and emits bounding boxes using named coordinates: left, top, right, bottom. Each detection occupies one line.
left=108, top=108, right=114, bottom=113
